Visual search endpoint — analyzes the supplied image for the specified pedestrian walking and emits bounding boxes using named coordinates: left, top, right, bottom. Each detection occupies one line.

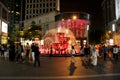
left=4, top=44, right=9, bottom=60
left=31, top=43, right=35, bottom=63
left=103, top=45, right=108, bottom=61
left=9, top=42, right=15, bottom=61
left=33, top=43, right=40, bottom=67
left=1, top=44, right=5, bottom=57
left=91, top=45, right=99, bottom=66
left=15, top=43, right=23, bottom=63
left=71, top=46, right=76, bottom=63
left=25, top=43, right=30, bottom=63
left=49, top=46, right=53, bottom=57
left=112, top=45, right=119, bottom=62
left=0, top=43, right=1, bottom=56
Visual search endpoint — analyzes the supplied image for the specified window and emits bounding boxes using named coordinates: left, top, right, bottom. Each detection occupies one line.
left=50, top=8, right=52, bottom=11
left=30, top=15, right=31, bottom=18
left=36, top=9, right=38, bottom=13
left=30, top=10, right=32, bottom=14
left=33, top=4, right=35, bottom=8
left=46, top=9, right=48, bottom=13
left=27, top=5, right=29, bottom=8
left=36, top=4, right=38, bottom=8
left=2, top=9, right=8, bottom=20
left=50, top=3, right=52, bottom=6
left=26, top=16, right=28, bottom=19
left=39, top=9, right=41, bottom=13
left=30, top=5, right=32, bottom=8
left=43, top=9, right=45, bottom=13
left=26, top=10, right=28, bottom=14
left=43, top=3, right=45, bottom=7
left=33, top=10, right=35, bottom=14
left=47, top=3, right=49, bottom=7
left=40, top=4, right=42, bottom=7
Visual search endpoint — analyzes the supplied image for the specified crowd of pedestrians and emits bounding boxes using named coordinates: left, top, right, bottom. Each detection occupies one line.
left=0, top=42, right=120, bottom=68
left=78, top=44, right=120, bottom=66
left=0, top=42, right=41, bottom=67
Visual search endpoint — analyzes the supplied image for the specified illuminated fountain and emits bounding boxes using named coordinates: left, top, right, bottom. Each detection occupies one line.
left=42, top=12, right=90, bottom=55
left=42, top=27, right=76, bottom=54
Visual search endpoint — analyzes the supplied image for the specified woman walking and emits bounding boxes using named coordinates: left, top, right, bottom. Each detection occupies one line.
left=91, top=45, right=99, bottom=66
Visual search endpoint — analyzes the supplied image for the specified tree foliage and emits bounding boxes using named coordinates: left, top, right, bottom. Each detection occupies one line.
left=22, top=21, right=42, bottom=40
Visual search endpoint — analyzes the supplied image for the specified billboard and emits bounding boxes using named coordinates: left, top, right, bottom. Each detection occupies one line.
left=0, top=19, right=1, bottom=35
left=2, top=21, right=8, bottom=33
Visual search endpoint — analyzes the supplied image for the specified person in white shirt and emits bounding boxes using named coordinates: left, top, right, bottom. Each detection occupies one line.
left=91, top=45, right=99, bottom=66
left=113, top=45, right=119, bottom=62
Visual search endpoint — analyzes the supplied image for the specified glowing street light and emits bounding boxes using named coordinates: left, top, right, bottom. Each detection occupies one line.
left=73, top=16, right=77, bottom=20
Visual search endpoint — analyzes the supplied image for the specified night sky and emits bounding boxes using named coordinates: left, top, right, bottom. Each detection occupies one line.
left=60, top=0, right=104, bottom=43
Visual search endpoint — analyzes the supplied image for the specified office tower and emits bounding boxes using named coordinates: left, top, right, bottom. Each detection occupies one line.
left=25, top=0, right=60, bottom=20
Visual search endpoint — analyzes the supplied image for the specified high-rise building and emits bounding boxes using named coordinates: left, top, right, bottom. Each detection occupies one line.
left=102, top=0, right=120, bottom=45
left=25, top=0, right=60, bottom=20
left=1, top=0, right=25, bottom=42
left=102, top=0, right=120, bottom=30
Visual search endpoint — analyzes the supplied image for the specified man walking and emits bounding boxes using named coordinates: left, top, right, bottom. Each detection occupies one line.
left=33, top=43, right=40, bottom=67
left=113, top=45, right=119, bottom=62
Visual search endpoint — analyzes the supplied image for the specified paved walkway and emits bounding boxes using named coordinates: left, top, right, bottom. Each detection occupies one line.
left=0, top=56, right=120, bottom=80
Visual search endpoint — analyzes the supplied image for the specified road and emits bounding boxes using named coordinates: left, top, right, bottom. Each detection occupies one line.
left=0, top=56, right=120, bottom=80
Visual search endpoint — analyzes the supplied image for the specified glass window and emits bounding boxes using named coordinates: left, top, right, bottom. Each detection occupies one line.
left=43, top=3, right=45, bottom=7
left=33, top=4, right=35, bottom=8
left=39, top=9, right=41, bottom=13
left=50, top=3, right=52, bottom=6
left=43, top=9, right=45, bottom=13
left=36, top=10, right=38, bottom=13
left=26, top=16, right=28, bottom=19
left=46, top=9, right=48, bottom=13
left=36, top=4, right=38, bottom=8
left=30, top=10, right=31, bottom=14
left=40, top=4, right=42, bottom=7
left=50, top=8, right=52, bottom=11
left=33, top=10, right=35, bottom=14
left=27, top=5, right=29, bottom=8
left=26, top=10, right=28, bottom=14
left=47, top=3, right=49, bottom=7
left=30, top=5, right=32, bottom=8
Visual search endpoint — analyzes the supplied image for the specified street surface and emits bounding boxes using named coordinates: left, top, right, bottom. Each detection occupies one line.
left=0, top=56, right=120, bottom=80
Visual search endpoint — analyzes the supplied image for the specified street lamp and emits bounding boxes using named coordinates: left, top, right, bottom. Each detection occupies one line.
left=73, top=16, right=77, bottom=20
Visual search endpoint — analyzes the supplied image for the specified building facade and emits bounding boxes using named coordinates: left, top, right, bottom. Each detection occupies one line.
left=0, top=2, right=9, bottom=44
left=25, top=0, right=60, bottom=20
left=102, top=0, right=120, bottom=45
left=24, top=11, right=59, bottom=36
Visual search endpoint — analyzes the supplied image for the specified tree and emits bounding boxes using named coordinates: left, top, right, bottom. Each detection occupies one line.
left=23, top=21, right=42, bottom=40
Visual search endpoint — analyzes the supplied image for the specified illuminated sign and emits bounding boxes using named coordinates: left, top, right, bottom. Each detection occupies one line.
left=0, top=19, right=1, bottom=34
left=2, top=21, right=8, bottom=33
